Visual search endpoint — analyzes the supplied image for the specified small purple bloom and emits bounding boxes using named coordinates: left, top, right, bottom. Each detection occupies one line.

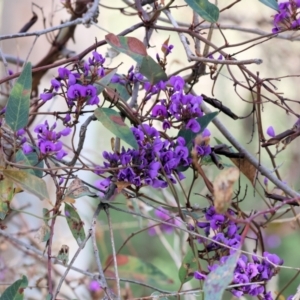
left=194, top=271, right=206, bottom=280
left=67, top=84, right=86, bottom=99
left=51, top=79, right=61, bottom=91
left=169, top=76, right=185, bottom=91
left=22, top=143, right=33, bottom=154
left=40, top=93, right=54, bottom=102
left=186, top=119, right=200, bottom=133
left=89, top=280, right=102, bottom=292
left=266, top=126, right=275, bottom=137
left=152, top=105, right=168, bottom=117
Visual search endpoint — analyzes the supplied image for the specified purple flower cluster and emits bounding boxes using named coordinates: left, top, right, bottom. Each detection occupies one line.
left=145, top=76, right=204, bottom=133
left=95, top=124, right=190, bottom=191
left=194, top=206, right=283, bottom=299
left=148, top=207, right=181, bottom=235
left=272, top=1, right=300, bottom=33
left=230, top=252, right=283, bottom=298
left=40, top=51, right=106, bottom=107
left=197, top=206, right=241, bottom=252
left=22, top=121, right=71, bottom=160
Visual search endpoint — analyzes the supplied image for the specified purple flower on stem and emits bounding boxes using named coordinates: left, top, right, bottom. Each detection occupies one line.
left=266, top=126, right=275, bottom=137
left=40, top=93, right=54, bottom=102
left=186, top=119, right=200, bottom=133
left=152, top=105, right=168, bottom=117
left=67, top=84, right=86, bottom=99
left=194, top=271, right=206, bottom=280
left=51, top=79, right=61, bottom=91
left=169, top=76, right=185, bottom=91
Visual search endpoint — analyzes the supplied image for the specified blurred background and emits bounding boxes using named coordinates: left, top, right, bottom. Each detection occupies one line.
left=1, top=0, right=300, bottom=299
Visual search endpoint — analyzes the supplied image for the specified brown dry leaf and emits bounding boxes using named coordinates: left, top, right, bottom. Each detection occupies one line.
left=116, top=181, right=132, bottom=193
left=230, top=157, right=257, bottom=185
left=65, top=178, right=94, bottom=199
left=63, top=196, right=75, bottom=204
left=161, top=36, right=170, bottom=54
left=213, top=167, right=240, bottom=214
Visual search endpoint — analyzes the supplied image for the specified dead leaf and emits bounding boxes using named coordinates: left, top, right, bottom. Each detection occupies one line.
left=213, top=167, right=239, bottom=214
left=63, top=196, right=75, bottom=204
left=161, top=36, right=170, bottom=54
left=65, top=178, right=94, bottom=199
left=230, top=157, right=257, bottom=185
left=116, top=181, right=132, bottom=193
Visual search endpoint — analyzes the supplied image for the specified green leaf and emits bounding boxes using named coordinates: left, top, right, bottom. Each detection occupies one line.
left=105, top=255, right=173, bottom=286
left=107, top=82, right=131, bottom=102
left=94, top=107, right=138, bottom=150
left=105, top=34, right=167, bottom=84
left=15, top=149, right=44, bottom=178
left=105, top=34, right=147, bottom=65
left=64, top=203, right=86, bottom=246
left=0, top=178, right=14, bottom=220
left=184, top=0, right=219, bottom=23
left=2, top=169, right=49, bottom=200
left=5, top=63, right=32, bottom=132
left=56, top=245, right=69, bottom=266
left=259, top=0, right=279, bottom=11
left=178, top=248, right=198, bottom=284
left=0, top=275, right=28, bottom=300
left=203, top=250, right=240, bottom=300
left=94, top=68, right=118, bottom=95
left=140, top=56, right=168, bottom=84
left=177, top=112, right=218, bottom=171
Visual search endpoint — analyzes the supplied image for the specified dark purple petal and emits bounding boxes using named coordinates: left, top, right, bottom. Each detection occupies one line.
left=186, top=119, right=200, bottom=133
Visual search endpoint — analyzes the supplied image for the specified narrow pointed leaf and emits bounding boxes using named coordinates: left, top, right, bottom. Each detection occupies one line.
left=259, top=0, right=279, bottom=11
left=0, top=275, right=28, bottom=300
left=140, top=56, right=168, bottom=84
left=15, top=149, right=43, bottom=178
left=203, top=250, right=240, bottom=300
left=94, top=107, right=138, bottom=149
left=2, top=169, right=49, bottom=200
left=185, top=0, right=219, bottom=23
left=64, top=203, right=86, bottom=246
left=178, top=248, right=198, bottom=283
left=5, top=62, right=32, bottom=132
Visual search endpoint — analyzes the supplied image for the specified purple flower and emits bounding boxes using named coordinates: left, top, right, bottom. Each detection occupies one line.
left=22, top=143, right=33, bottom=154
left=169, top=76, right=185, bottom=91
left=58, top=67, right=70, bottom=79
left=51, top=79, right=61, bottom=91
left=202, top=128, right=211, bottom=137
left=92, top=51, right=105, bottom=64
left=89, top=280, right=102, bottom=292
left=68, top=73, right=76, bottom=86
left=194, top=271, right=206, bottom=280
left=67, top=84, right=86, bottom=99
left=147, top=161, right=161, bottom=179
left=152, top=105, right=168, bottom=117
left=39, top=141, right=56, bottom=154
left=40, top=93, right=54, bottom=102
left=186, top=119, right=200, bottom=133
left=162, top=120, right=171, bottom=130
left=266, top=126, right=275, bottom=137
left=95, top=178, right=111, bottom=191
